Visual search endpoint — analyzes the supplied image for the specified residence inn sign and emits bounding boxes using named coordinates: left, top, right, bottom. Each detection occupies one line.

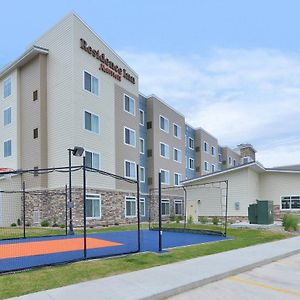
left=80, top=38, right=136, bottom=84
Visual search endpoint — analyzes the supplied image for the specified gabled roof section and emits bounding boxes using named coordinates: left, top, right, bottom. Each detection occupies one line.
left=183, top=161, right=300, bottom=185
left=0, top=46, right=48, bottom=80
left=182, top=162, right=264, bottom=184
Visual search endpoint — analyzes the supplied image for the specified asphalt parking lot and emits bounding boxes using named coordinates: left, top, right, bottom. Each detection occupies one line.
left=168, top=253, right=300, bottom=300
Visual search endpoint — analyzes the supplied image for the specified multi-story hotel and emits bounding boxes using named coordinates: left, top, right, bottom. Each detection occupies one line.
left=0, top=13, right=256, bottom=226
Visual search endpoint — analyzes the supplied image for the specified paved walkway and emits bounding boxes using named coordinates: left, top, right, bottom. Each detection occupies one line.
left=10, top=236, right=300, bottom=300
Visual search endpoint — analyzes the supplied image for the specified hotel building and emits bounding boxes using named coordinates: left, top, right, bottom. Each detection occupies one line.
left=0, top=13, right=255, bottom=226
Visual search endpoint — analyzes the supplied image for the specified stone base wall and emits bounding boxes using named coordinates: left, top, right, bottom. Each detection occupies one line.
left=150, top=194, right=185, bottom=223
left=24, top=188, right=140, bottom=227
left=23, top=189, right=67, bottom=226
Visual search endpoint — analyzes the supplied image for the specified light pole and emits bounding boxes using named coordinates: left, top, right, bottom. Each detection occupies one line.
left=68, top=146, right=84, bottom=235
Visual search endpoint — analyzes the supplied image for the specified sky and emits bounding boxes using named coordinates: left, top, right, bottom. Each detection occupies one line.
left=1, top=0, right=300, bottom=167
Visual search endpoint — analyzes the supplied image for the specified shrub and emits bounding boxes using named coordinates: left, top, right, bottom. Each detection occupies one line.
left=59, top=224, right=65, bottom=229
left=282, top=214, right=299, bottom=231
left=187, top=215, right=193, bottom=225
left=41, top=220, right=49, bottom=227
left=10, top=223, right=17, bottom=227
left=199, top=216, right=208, bottom=224
left=175, top=215, right=182, bottom=223
left=212, top=216, right=219, bottom=225
left=17, top=218, right=21, bottom=226
left=52, top=223, right=59, bottom=227
left=170, top=214, right=176, bottom=222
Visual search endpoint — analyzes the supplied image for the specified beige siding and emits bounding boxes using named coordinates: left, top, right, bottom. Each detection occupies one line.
left=0, top=175, right=22, bottom=226
left=186, top=168, right=254, bottom=220
left=260, top=172, right=300, bottom=207
left=34, top=14, right=75, bottom=188
left=0, top=69, right=19, bottom=170
left=222, top=147, right=241, bottom=168
left=147, top=96, right=186, bottom=189
left=19, top=54, right=48, bottom=188
left=195, top=128, right=219, bottom=175
left=33, top=13, right=139, bottom=189
left=115, top=85, right=139, bottom=191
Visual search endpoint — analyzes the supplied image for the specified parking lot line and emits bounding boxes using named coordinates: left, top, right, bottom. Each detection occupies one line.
left=229, top=276, right=300, bottom=297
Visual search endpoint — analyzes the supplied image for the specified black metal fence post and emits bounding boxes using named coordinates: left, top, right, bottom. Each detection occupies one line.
left=224, top=180, right=229, bottom=237
left=158, top=172, right=162, bottom=252
left=65, top=185, right=68, bottom=236
left=83, top=157, right=87, bottom=259
left=136, top=164, right=141, bottom=252
left=22, top=181, right=26, bottom=238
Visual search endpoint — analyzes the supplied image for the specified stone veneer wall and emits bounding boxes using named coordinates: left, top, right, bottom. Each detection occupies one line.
left=149, top=194, right=185, bottom=223
left=24, top=188, right=67, bottom=226
left=24, top=188, right=139, bottom=227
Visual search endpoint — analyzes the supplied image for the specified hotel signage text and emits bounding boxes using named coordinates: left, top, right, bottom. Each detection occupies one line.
left=80, top=38, right=135, bottom=84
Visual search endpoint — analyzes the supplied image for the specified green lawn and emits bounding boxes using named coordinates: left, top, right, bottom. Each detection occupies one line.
left=0, top=224, right=145, bottom=240
left=0, top=225, right=291, bottom=299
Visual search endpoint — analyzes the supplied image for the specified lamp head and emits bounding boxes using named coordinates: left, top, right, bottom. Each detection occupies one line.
left=72, top=146, right=84, bottom=157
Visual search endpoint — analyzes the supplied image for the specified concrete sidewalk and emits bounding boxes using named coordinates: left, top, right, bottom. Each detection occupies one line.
left=10, top=236, right=300, bottom=300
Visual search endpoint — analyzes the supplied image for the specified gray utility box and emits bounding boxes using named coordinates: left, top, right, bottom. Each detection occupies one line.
left=248, top=200, right=274, bottom=225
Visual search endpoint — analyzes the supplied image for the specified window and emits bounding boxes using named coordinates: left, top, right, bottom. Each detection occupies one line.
left=3, top=107, right=11, bottom=126
left=211, top=164, right=215, bottom=172
left=86, top=194, right=101, bottom=218
left=173, top=148, right=182, bottom=163
left=139, top=109, right=145, bottom=125
left=173, top=123, right=181, bottom=139
left=162, top=199, right=170, bottom=216
left=228, top=156, right=232, bottom=165
left=4, top=140, right=12, bottom=157
left=84, top=71, right=99, bottom=96
left=124, top=94, right=135, bottom=115
left=160, top=169, right=170, bottom=184
left=204, top=141, right=209, bottom=152
left=189, top=158, right=195, bottom=170
left=124, top=160, right=136, bottom=179
left=281, top=196, right=300, bottom=210
left=124, top=127, right=136, bottom=147
left=188, top=137, right=194, bottom=150
left=33, top=128, right=38, bottom=139
left=219, top=154, right=222, bottom=162
left=211, top=146, right=215, bottom=156
left=160, top=142, right=169, bottom=158
left=204, top=161, right=209, bottom=172
left=147, top=121, right=152, bottom=129
left=3, top=78, right=11, bottom=98
left=125, top=196, right=137, bottom=217
left=84, top=111, right=100, bottom=134
left=160, top=115, right=169, bottom=133
left=174, top=173, right=182, bottom=186
left=140, top=166, right=145, bottom=182
left=140, top=138, right=145, bottom=154
left=140, top=198, right=145, bottom=216
left=33, top=90, right=38, bottom=101
left=85, top=151, right=100, bottom=169
left=175, top=200, right=183, bottom=215
left=233, top=159, right=236, bottom=166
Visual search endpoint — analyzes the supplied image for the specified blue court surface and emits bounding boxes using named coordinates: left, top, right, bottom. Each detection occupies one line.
left=0, top=230, right=227, bottom=273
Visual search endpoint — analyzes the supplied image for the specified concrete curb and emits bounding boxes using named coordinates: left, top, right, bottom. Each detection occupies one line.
left=144, top=248, right=300, bottom=300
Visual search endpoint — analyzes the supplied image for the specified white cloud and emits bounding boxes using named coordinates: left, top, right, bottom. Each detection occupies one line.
left=119, top=48, right=300, bottom=167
